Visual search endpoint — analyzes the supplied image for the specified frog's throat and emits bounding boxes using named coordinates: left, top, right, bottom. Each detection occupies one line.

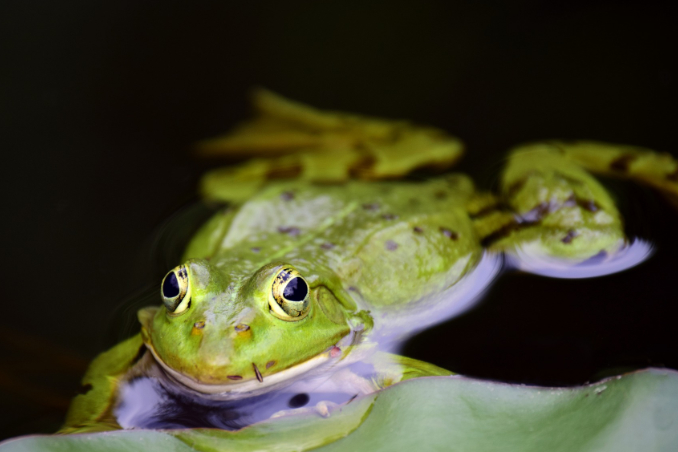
left=144, top=342, right=340, bottom=398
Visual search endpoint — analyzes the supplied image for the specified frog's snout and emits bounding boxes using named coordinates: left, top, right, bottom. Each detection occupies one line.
left=184, top=318, right=262, bottom=380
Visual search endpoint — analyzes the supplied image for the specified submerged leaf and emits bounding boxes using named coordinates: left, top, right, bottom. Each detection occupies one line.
left=1, top=368, right=676, bottom=452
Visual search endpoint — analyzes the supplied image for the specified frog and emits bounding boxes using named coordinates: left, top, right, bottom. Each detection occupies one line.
left=60, top=89, right=677, bottom=433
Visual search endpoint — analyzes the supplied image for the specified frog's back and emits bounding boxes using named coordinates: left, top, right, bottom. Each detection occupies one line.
left=185, top=175, right=483, bottom=310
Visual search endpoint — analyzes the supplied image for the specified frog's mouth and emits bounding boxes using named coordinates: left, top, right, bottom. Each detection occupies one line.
left=144, top=341, right=345, bottom=400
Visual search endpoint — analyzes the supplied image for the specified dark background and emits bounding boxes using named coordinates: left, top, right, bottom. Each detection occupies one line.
left=1, top=0, right=676, bottom=440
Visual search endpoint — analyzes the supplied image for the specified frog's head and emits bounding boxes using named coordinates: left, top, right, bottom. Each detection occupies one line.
left=138, top=259, right=364, bottom=397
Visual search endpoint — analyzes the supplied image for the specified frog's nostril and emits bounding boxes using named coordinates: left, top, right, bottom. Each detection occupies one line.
left=234, top=324, right=250, bottom=332
left=191, top=320, right=206, bottom=336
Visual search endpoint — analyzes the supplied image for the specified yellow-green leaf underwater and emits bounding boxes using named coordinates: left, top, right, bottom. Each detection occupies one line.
left=2, top=368, right=676, bottom=452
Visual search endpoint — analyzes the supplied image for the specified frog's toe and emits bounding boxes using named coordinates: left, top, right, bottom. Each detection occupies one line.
left=506, top=238, right=653, bottom=279
left=314, top=400, right=338, bottom=418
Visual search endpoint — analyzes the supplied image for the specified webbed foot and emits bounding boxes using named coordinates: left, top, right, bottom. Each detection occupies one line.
left=481, top=141, right=665, bottom=277
left=270, top=400, right=340, bottom=419
left=197, top=89, right=463, bottom=204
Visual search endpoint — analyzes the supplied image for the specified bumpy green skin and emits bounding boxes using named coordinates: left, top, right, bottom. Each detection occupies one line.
left=493, top=143, right=626, bottom=260
left=143, top=176, right=481, bottom=385
left=144, top=142, right=647, bottom=392
left=61, top=334, right=144, bottom=434
left=63, top=92, right=676, bottom=433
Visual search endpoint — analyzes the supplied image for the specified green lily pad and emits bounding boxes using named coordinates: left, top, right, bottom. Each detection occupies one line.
left=2, top=368, right=676, bottom=452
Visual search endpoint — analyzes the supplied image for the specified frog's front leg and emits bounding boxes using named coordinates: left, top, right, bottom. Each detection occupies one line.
left=484, top=141, right=654, bottom=277
left=59, top=334, right=145, bottom=434
left=367, top=352, right=455, bottom=391
left=336, top=351, right=453, bottom=392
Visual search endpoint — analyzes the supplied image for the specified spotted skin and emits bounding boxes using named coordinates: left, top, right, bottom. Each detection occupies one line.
left=62, top=92, right=676, bottom=434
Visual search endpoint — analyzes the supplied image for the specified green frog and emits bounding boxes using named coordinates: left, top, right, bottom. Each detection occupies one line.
left=61, top=90, right=676, bottom=433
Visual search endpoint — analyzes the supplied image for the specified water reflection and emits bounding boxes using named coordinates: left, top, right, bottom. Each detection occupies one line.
left=113, top=231, right=655, bottom=430
left=507, top=238, right=653, bottom=279
left=117, top=362, right=367, bottom=430
left=374, top=252, right=502, bottom=351
left=114, top=251, right=502, bottom=430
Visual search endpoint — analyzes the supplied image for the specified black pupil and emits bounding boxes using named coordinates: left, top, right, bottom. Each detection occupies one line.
left=283, top=277, right=308, bottom=301
left=163, top=272, right=180, bottom=298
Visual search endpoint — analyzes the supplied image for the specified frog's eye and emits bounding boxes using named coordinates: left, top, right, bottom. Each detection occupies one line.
left=161, top=265, right=191, bottom=315
left=270, top=267, right=310, bottom=321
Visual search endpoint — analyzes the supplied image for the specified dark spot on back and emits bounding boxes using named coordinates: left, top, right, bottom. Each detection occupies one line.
left=280, top=191, right=295, bottom=201
left=277, top=226, right=301, bottom=237
left=385, top=240, right=398, bottom=250
left=382, top=213, right=398, bottom=220
left=266, top=360, right=276, bottom=369
left=562, top=194, right=577, bottom=208
left=434, top=190, right=448, bottom=200
left=610, top=154, right=636, bottom=172
left=520, top=202, right=550, bottom=224
left=288, top=393, right=310, bottom=408
left=507, top=178, right=527, bottom=197
left=439, top=227, right=458, bottom=240
left=561, top=229, right=578, bottom=244
left=413, top=226, right=424, bottom=233
left=251, top=247, right=261, bottom=253
left=362, top=203, right=380, bottom=211
left=321, top=242, right=335, bottom=250
left=577, top=199, right=600, bottom=212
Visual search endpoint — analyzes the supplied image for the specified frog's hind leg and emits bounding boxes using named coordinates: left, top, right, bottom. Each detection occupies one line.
left=484, top=141, right=653, bottom=278
left=198, top=89, right=464, bottom=204
left=551, top=141, right=678, bottom=207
